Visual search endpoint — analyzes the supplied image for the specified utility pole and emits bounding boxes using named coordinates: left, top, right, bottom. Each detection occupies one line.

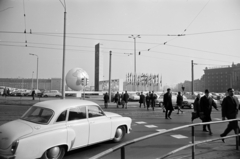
left=129, top=35, right=141, bottom=91
left=61, top=1, right=67, bottom=99
left=108, top=51, right=112, bottom=103
left=191, top=60, right=194, bottom=95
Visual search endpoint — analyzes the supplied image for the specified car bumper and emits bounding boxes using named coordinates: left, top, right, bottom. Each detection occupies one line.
left=0, top=155, right=15, bottom=159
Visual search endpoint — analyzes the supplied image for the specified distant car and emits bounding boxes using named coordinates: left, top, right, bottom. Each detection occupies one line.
left=0, top=99, right=132, bottom=159
left=156, top=94, right=194, bottom=109
left=128, top=92, right=140, bottom=101
left=42, top=90, right=62, bottom=97
left=26, top=89, right=42, bottom=97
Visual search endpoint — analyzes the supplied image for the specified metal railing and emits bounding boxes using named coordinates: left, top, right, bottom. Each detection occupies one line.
left=90, top=118, right=240, bottom=159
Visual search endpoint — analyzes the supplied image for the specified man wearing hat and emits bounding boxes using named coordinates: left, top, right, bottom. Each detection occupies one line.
left=200, top=89, right=218, bottom=135
left=220, top=88, right=240, bottom=143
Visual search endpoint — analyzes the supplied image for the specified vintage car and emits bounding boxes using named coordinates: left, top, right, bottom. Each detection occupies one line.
left=0, top=99, right=132, bottom=159
left=156, top=94, right=194, bottom=109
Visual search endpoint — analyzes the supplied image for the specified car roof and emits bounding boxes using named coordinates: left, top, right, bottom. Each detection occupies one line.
left=33, top=99, right=99, bottom=113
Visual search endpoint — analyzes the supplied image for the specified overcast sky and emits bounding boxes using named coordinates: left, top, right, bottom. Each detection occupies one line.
left=0, top=0, right=240, bottom=87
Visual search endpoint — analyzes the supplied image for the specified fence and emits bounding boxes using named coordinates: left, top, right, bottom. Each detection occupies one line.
left=90, top=118, right=240, bottom=159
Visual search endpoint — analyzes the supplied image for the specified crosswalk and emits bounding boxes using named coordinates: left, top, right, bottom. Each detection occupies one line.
left=135, top=118, right=222, bottom=139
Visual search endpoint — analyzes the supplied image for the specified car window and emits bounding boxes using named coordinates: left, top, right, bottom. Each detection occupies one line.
left=56, top=110, right=67, bottom=122
left=88, top=105, right=104, bottom=118
left=68, top=106, right=86, bottom=121
left=21, top=107, right=54, bottom=124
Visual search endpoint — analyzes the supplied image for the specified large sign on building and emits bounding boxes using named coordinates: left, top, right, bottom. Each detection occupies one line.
left=99, top=79, right=124, bottom=92
left=124, top=73, right=162, bottom=91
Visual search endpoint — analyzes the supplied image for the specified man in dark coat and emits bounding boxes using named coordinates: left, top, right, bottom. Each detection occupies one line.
left=146, top=93, right=150, bottom=110
left=3, top=87, right=7, bottom=97
left=31, top=89, right=36, bottom=100
left=139, top=92, right=145, bottom=108
left=115, top=92, right=120, bottom=108
left=220, top=88, right=240, bottom=142
left=151, top=91, right=157, bottom=111
left=164, top=88, right=174, bottom=119
left=123, top=91, right=129, bottom=109
left=200, top=89, right=218, bottom=135
left=103, top=92, right=109, bottom=108
left=176, top=92, right=183, bottom=114
left=148, top=91, right=152, bottom=108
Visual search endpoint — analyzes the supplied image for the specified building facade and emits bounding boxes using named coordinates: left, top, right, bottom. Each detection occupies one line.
left=0, top=78, right=62, bottom=91
left=204, top=63, right=240, bottom=92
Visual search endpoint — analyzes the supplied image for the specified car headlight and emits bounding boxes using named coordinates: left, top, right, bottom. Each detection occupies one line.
left=11, top=140, right=19, bottom=154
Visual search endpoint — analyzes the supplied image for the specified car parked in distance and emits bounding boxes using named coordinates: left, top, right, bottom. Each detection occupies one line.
left=156, top=94, right=194, bottom=109
left=42, top=90, right=62, bottom=97
left=0, top=99, right=132, bottom=159
left=128, top=92, right=140, bottom=101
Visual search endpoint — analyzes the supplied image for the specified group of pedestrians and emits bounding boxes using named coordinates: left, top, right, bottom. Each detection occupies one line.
left=192, top=88, right=240, bottom=141
left=104, top=91, right=129, bottom=109
left=162, top=88, right=184, bottom=119
left=139, top=91, right=157, bottom=111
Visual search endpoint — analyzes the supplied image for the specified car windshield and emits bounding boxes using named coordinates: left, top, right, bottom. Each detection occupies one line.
left=21, top=106, right=54, bottom=124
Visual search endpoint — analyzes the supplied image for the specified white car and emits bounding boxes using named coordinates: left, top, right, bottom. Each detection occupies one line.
left=128, top=92, right=140, bottom=101
left=156, top=94, right=194, bottom=109
left=42, top=90, right=62, bottom=97
left=0, top=99, right=132, bottom=159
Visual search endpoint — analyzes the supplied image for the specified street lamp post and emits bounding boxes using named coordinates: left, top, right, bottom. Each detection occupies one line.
left=29, top=53, right=39, bottom=90
left=128, top=35, right=141, bottom=91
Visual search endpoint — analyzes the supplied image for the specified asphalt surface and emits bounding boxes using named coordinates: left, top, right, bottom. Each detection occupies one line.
left=0, top=96, right=239, bottom=159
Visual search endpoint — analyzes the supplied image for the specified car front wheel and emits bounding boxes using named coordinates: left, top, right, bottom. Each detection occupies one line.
left=112, top=126, right=126, bottom=143
left=42, top=146, right=65, bottom=159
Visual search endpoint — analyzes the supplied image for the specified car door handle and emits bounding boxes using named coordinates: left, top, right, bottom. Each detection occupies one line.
left=67, top=125, right=72, bottom=127
left=90, top=121, right=95, bottom=124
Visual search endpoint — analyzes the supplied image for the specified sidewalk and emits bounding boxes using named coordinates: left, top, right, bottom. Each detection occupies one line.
left=170, top=138, right=240, bottom=159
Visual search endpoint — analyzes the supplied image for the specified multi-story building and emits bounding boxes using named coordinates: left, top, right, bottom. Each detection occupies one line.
left=232, top=63, right=240, bottom=90
left=204, top=63, right=240, bottom=92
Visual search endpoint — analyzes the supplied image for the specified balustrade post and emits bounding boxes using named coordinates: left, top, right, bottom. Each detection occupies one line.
left=121, top=147, right=125, bottom=159
left=236, top=125, right=239, bottom=150
left=191, top=126, right=195, bottom=159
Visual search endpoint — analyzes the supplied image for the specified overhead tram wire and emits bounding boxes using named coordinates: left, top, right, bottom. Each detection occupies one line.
left=0, top=40, right=135, bottom=51
left=0, top=43, right=237, bottom=64
left=145, top=50, right=232, bottom=63
left=0, top=43, right=132, bottom=56
left=0, top=41, right=239, bottom=62
left=147, top=0, right=211, bottom=51
left=185, top=29, right=240, bottom=36
left=22, top=0, right=28, bottom=46
left=1, top=28, right=240, bottom=37
left=165, top=44, right=240, bottom=58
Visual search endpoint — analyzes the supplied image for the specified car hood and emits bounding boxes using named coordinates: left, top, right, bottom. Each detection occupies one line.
left=105, top=112, right=122, bottom=118
left=0, top=119, right=33, bottom=149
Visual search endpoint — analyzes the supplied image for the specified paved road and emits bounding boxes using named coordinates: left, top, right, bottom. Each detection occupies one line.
left=0, top=97, right=232, bottom=159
